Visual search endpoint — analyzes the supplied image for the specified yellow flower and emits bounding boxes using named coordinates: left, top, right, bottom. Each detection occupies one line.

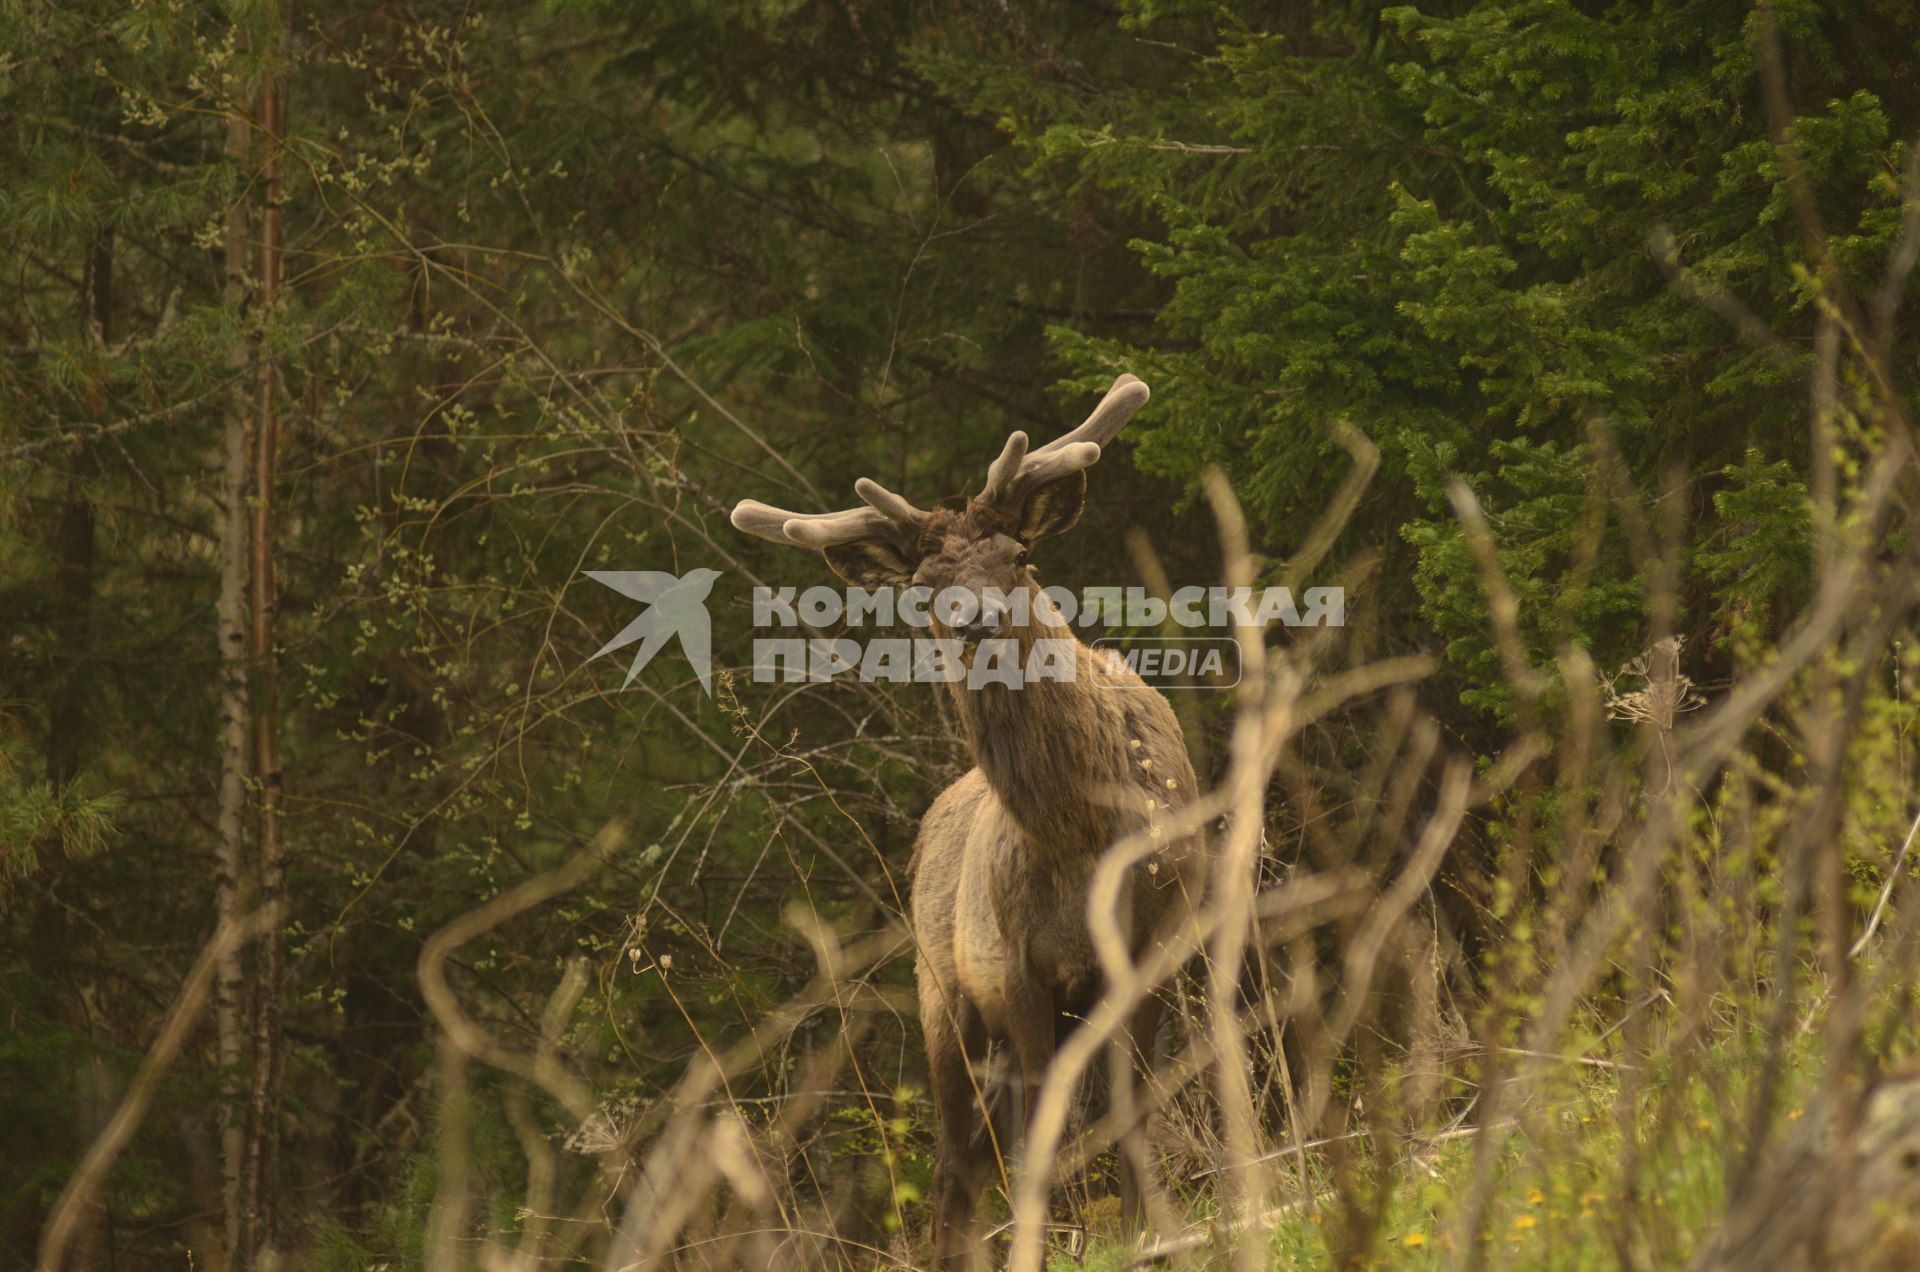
left=1787, top=1107, right=1804, bottom=1121
left=1512, top=1214, right=1538, bottom=1231
left=1525, top=1187, right=1545, bottom=1206
left=1402, top=1232, right=1428, bottom=1248
left=1694, top=1116, right=1711, bottom=1130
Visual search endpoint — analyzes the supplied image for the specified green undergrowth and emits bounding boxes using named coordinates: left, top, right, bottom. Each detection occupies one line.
left=1060, top=1037, right=1822, bottom=1271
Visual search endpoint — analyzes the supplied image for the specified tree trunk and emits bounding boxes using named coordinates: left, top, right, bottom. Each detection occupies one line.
left=213, top=99, right=255, bottom=1272
left=237, top=59, right=286, bottom=1268
left=47, top=227, right=112, bottom=1272
left=45, top=231, right=106, bottom=791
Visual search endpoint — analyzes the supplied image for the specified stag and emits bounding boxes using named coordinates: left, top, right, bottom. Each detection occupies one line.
left=730, top=375, right=1207, bottom=1266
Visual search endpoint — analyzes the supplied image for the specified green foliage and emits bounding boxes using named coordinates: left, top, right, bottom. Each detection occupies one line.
left=1064, top=1031, right=1826, bottom=1270
left=1697, top=451, right=1813, bottom=643
left=0, top=730, right=118, bottom=902
left=1402, top=437, right=1641, bottom=721
left=960, top=0, right=1920, bottom=716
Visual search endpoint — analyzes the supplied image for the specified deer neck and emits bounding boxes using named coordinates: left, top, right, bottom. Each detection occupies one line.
left=945, top=614, right=1162, bottom=857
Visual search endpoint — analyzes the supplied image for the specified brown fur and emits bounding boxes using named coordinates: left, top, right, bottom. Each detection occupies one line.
left=729, top=376, right=1191, bottom=1266
left=856, top=502, right=1208, bottom=1266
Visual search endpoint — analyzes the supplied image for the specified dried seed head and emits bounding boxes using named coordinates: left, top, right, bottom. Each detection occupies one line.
left=1602, top=635, right=1704, bottom=731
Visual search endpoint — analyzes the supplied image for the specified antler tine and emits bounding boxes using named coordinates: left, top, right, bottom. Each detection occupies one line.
left=975, top=374, right=1150, bottom=512
left=736, top=378, right=1147, bottom=545
left=976, top=431, right=1030, bottom=506
left=730, top=478, right=929, bottom=552
left=731, top=499, right=806, bottom=544
left=1032, top=373, right=1150, bottom=455
left=854, top=477, right=930, bottom=534
left=778, top=507, right=896, bottom=549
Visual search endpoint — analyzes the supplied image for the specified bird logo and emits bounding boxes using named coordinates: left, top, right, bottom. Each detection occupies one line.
left=586, top=567, right=721, bottom=695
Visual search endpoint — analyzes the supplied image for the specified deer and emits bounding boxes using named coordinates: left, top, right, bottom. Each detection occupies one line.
left=729, top=375, right=1208, bottom=1267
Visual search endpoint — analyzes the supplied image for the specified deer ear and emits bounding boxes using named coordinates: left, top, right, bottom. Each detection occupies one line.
left=1017, top=470, right=1087, bottom=544
left=823, top=539, right=916, bottom=589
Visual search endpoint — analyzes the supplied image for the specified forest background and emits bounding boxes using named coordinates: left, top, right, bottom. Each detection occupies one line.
left=8, top=1, right=1920, bottom=1268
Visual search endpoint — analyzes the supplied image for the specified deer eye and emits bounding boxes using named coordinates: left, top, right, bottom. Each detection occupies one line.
left=1014, top=549, right=1030, bottom=568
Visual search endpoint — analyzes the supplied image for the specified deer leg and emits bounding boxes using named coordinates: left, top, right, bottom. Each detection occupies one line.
left=926, top=990, right=990, bottom=1270
left=1002, top=973, right=1059, bottom=1159
left=1112, top=993, right=1167, bottom=1229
